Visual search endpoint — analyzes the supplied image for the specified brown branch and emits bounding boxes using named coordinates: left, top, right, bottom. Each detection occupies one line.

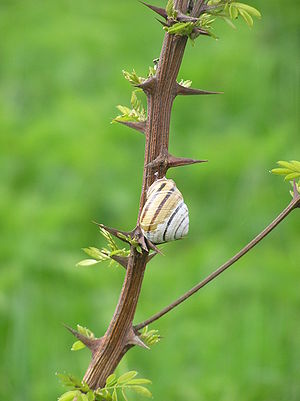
left=82, top=0, right=197, bottom=390
left=135, top=195, right=300, bottom=330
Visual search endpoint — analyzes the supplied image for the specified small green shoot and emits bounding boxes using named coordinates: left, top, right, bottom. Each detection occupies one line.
left=71, top=325, right=95, bottom=352
left=76, top=228, right=130, bottom=268
left=140, top=326, right=161, bottom=347
left=271, top=160, right=300, bottom=198
left=57, top=371, right=152, bottom=401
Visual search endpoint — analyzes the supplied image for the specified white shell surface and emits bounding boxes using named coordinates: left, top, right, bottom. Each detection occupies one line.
left=140, top=178, right=189, bottom=244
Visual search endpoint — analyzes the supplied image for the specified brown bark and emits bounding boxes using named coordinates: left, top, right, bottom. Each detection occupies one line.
left=83, top=0, right=193, bottom=389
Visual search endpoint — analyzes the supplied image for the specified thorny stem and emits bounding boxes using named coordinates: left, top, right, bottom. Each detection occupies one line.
left=82, top=0, right=193, bottom=390
left=135, top=195, right=300, bottom=330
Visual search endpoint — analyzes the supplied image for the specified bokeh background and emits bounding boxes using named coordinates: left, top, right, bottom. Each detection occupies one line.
left=0, top=1, right=299, bottom=400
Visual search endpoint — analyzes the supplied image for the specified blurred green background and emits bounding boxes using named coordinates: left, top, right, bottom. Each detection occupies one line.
left=0, top=1, right=299, bottom=400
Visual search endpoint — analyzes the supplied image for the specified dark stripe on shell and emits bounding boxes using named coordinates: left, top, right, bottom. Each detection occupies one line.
left=148, top=186, right=176, bottom=231
left=174, top=212, right=188, bottom=239
left=177, top=221, right=189, bottom=239
left=140, top=182, right=167, bottom=221
left=162, top=201, right=183, bottom=242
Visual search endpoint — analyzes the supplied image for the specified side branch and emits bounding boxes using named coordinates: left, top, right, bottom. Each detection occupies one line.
left=135, top=195, right=300, bottom=330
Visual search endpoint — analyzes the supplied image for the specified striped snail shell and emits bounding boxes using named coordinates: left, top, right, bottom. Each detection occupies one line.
left=139, top=177, right=189, bottom=244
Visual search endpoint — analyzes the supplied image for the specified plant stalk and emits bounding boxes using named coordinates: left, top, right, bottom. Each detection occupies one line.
left=83, top=0, right=192, bottom=389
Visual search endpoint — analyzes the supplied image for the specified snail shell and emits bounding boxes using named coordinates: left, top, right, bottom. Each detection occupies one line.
left=140, top=177, right=189, bottom=244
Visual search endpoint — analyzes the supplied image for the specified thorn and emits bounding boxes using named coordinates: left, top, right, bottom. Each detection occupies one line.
left=176, top=11, right=199, bottom=23
left=92, top=222, right=133, bottom=245
left=155, top=17, right=169, bottom=27
left=136, top=77, right=156, bottom=93
left=140, top=1, right=168, bottom=19
left=116, top=120, right=146, bottom=134
left=167, top=154, right=208, bottom=168
left=63, top=324, right=102, bottom=354
left=145, top=237, right=163, bottom=255
left=110, top=255, right=129, bottom=269
left=127, top=328, right=150, bottom=349
left=133, top=335, right=150, bottom=349
left=134, top=226, right=149, bottom=252
left=190, top=27, right=211, bottom=39
left=146, top=153, right=168, bottom=169
left=176, top=83, right=223, bottom=96
left=110, top=252, right=156, bottom=268
left=146, top=153, right=207, bottom=170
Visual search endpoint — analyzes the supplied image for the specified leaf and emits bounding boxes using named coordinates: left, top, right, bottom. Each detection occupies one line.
left=278, top=160, right=300, bottom=171
left=291, top=160, right=300, bottom=171
left=80, top=394, right=90, bottom=401
left=106, top=374, right=117, bottom=387
left=56, top=373, right=82, bottom=389
left=284, top=172, right=300, bottom=181
left=82, top=247, right=106, bottom=260
left=129, top=386, right=152, bottom=398
left=127, top=378, right=152, bottom=385
left=166, top=0, right=175, bottom=17
left=112, top=389, right=118, bottom=401
left=140, top=325, right=161, bottom=347
left=239, top=9, right=253, bottom=27
left=229, top=4, right=238, bottom=19
left=77, top=325, right=94, bottom=338
left=87, top=391, right=96, bottom=401
left=116, top=105, right=132, bottom=115
left=178, top=79, right=192, bottom=88
left=122, top=69, right=143, bottom=85
left=117, top=371, right=138, bottom=385
left=271, top=168, right=292, bottom=176
left=76, top=259, right=101, bottom=267
left=121, top=389, right=128, bottom=401
left=271, top=161, right=300, bottom=182
left=232, top=2, right=261, bottom=18
left=58, top=390, right=80, bottom=401
left=71, top=340, right=86, bottom=351
left=164, top=21, right=194, bottom=36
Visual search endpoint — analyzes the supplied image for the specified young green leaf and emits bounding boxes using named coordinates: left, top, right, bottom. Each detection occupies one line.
left=71, top=340, right=86, bottom=351
left=117, top=371, right=138, bottom=384
left=87, top=392, right=96, bottom=401
left=129, top=386, right=152, bottom=398
left=238, top=9, right=253, bottom=27
left=166, top=0, right=177, bottom=18
left=229, top=4, right=238, bottom=19
left=232, top=2, right=261, bottom=18
left=82, top=247, right=107, bottom=261
left=140, top=326, right=161, bottom=347
left=106, top=374, right=117, bottom=387
left=271, top=160, right=300, bottom=181
left=164, top=21, right=194, bottom=36
left=58, top=390, right=80, bottom=401
left=122, top=70, right=144, bottom=85
left=76, top=259, right=101, bottom=267
left=121, top=389, right=128, bottom=401
left=77, top=324, right=95, bottom=338
left=56, top=372, right=83, bottom=389
left=126, top=378, right=152, bottom=385
left=112, top=389, right=118, bottom=401
left=178, top=79, right=192, bottom=88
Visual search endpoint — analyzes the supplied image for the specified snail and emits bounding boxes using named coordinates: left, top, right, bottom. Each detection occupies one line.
left=140, top=177, right=189, bottom=244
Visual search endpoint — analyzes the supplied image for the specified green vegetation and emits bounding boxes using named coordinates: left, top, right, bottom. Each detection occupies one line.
left=0, top=1, right=299, bottom=401
left=57, top=371, right=151, bottom=401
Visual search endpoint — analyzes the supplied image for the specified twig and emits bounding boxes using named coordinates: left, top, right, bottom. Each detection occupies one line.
left=135, top=195, right=300, bottom=330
